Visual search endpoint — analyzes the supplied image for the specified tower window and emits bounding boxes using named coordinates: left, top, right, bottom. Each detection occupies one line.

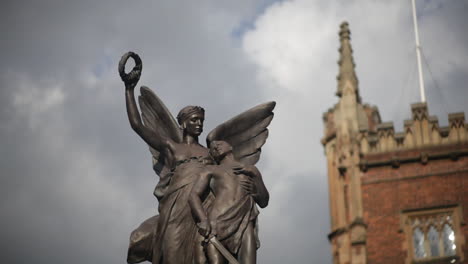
left=443, top=224, right=456, bottom=256
left=402, top=206, right=464, bottom=263
left=413, top=226, right=426, bottom=258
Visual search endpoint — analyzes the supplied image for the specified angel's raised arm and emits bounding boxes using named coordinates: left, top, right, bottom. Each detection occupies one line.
left=119, top=52, right=182, bottom=153
left=125, top=88, right=170, bottom=151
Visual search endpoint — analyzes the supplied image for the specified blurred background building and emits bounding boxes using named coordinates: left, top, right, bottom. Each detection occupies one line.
left=322, top=22, right=468, bottom=264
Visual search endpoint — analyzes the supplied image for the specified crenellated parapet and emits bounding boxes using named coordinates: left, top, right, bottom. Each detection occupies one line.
left=449, top=112, right=467, bottom=142
left=358, top=102, right=468, bottom=172
left=359, top=102, right=468, bottom=155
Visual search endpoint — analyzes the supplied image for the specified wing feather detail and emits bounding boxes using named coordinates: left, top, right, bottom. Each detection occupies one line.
left=139, top=86, right=182, bottom=143
left=232, top=130, right=268, bottom=158
left=138, top=86, right=182, bottom=177
left=225, top=114, right=273, bottom=144
left=239, top=151, right=261, bottom=165
left=207, top=101, right=275, bottom=165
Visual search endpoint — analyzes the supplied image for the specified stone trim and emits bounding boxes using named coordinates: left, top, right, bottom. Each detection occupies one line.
left=349, top=217, right=368, bottom=229
left=362, top=168, right=468, bottom=185
left=359, top=144, right=468, bottom=172
left=321, top=131, right=337, bottom=146
left=328, top=227, right=347, bottom=241
left=400, top=205, right=465, bottom=264
left=328, top=218, right=368, bottom=243
left=411, top=256, right=460, bottom=264
left=358, top=103, right=467, bottom=155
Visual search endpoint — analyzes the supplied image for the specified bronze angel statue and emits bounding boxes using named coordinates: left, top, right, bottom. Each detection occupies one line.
left=119, top=52, right=274, bottom=264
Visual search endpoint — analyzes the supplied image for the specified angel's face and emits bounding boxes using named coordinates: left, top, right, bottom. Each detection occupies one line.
left=183, top=113, right=204, bottom=136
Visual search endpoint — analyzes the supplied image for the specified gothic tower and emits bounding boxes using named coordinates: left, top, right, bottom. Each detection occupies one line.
left=322, top=22, right=468, bottom=264
left=322, top=21, right=375, bottom=264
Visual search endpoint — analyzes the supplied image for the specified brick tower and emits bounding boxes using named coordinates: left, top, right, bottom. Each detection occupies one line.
left=322, top=22, right=468, bottom=264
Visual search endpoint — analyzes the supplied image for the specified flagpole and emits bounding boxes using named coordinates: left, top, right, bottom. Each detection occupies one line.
left=411, top=0, right=426, bottom=102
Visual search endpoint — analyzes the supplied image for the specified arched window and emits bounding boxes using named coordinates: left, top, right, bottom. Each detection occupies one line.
left=413, top=227, right=426, bottom=258
left=442, top=223, right=456, bottom=256
left=404, top=208, right=462, bottom=263
left=428, top=225, right=440, bottom=257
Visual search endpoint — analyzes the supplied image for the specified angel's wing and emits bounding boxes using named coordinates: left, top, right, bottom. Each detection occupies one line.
left=206, top=101, right=275, bottom=165
left=138, top=86, right=182, bottom=196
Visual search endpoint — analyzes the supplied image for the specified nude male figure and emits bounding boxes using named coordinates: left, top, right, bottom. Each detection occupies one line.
left=188, top=141, right=269, bottom=264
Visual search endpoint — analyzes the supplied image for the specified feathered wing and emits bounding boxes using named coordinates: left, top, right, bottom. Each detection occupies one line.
left=206, top=101, right=276, bottom=165
left=138, top=86, right=182, bottom=198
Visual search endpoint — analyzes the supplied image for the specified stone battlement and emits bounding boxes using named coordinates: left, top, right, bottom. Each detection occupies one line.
left=359, top=102, right=467, bottom=155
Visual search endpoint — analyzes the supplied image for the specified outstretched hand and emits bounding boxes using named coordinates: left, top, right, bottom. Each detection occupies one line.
left=233, top=166, right=257, bottom=197
left=239, top=177, right=257, bottom=196
left=118, top=51, right=142, bottom=90
left=232, top=165, right=255, bottom=178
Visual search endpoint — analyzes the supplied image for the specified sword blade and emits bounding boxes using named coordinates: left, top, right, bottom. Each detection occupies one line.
left=209, top=237, right=240, bottom=264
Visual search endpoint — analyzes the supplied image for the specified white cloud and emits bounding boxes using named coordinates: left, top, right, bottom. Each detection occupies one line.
left=242, top=0, right=340, bottom=178
left=244, top=0, right=337, bottom=92
left=10, top=72, right=66, bottom=128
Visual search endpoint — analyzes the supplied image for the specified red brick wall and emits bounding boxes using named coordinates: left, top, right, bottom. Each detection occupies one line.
left=362, top=155, right=468, bottom=264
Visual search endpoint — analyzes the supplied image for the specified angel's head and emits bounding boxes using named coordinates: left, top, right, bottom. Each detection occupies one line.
left=177, top=106, right=205, bottom=137
left=209, top=140, right=233, bottom=163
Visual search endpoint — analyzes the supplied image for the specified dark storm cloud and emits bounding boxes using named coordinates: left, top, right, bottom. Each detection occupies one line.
left=0, top=0, right=466, bottom=264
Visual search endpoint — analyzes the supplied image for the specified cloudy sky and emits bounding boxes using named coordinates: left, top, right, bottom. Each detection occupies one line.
left=1, top=0, right=467, bottom=263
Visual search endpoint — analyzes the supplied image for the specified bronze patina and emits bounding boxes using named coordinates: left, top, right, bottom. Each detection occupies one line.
left=119, top=52, right=275, bottom=264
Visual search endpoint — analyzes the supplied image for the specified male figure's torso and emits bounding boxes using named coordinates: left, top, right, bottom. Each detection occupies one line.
left=208, top=165, right=251, bottom=223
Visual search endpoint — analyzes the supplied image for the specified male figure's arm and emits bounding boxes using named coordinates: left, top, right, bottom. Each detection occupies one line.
left=249, top=166, right=269, bottom=208
left=236, top=166, right=269, bottom=208
left=188, top=170, right=212, bottom=237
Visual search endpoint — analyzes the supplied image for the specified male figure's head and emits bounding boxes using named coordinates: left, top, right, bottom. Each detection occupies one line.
left=209, top=140, right=233, bottom=163
left=177, top=106, right=205, bottom=137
